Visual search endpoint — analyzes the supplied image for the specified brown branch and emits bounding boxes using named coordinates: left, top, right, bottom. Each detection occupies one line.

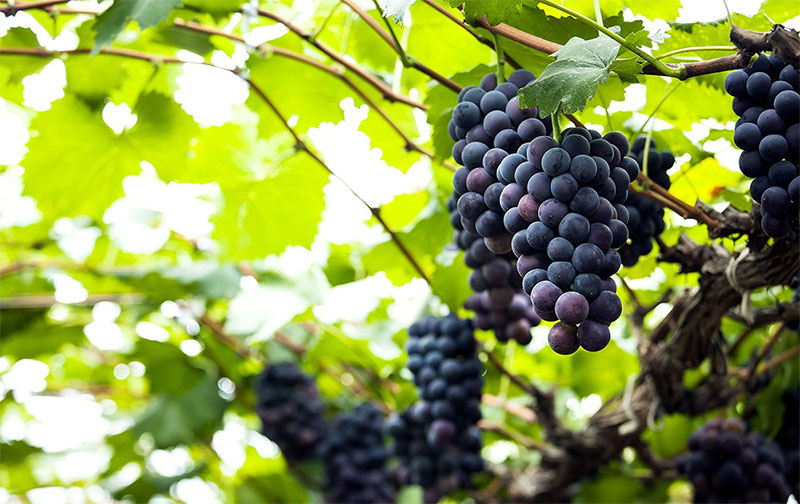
left=478, top=419, right=548, bottom=451
left=762, top=345, right=800, bottom=373
left=473, top=17, right=562, bottom=56
left=172, top=19, right=443, bottom=165
left=564, top=113, right=585, bottom=128
left=338, top=0, right=462, bottom=93
left=244, top=79, right=431, bottom=283
left=419, top=0, right=521, bottom=69
left=635, top=172, right=720, bottom=230
left=256, top=9, right=426, bottom=110
left=0, top=293, right=145, bottom=308
left=471, top=16, right=759, bottom=79
left=0, top=0, right=66, bottom=13
left=482, top=393, right=537, bottom=422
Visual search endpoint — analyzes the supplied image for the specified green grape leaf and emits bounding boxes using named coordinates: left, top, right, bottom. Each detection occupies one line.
left=211, top=153, right=327, bottom=260
left=520, top=31, right=622, bottom=116
left=449, top=0, right=522, bottom=25
left=133, top=375, right=228, bottom=448
left=93, top=0, right=184, bottom=51
left=22, top=93, right=199, bottom=223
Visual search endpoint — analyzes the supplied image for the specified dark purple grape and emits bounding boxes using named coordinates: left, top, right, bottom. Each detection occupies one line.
left=528, top=136, right=560, bottom=169
left=538, top=198, right=569, bottom=228
left=554, top=291, right=589, bottom=325
left=547, top=236, right=574, bottom=262
left=551, top=173, right=579, bottom=202
left=482, top=147, right=508, bottom=176
left=480, top=90, right=507, bottom=114
left=483, top=110, right=512, bottom=137
left=734, top=122, right=762, bottom=151
left=573, top=273, right=602, bottom=301
left=588, top=291, right=622, bottom=324
left=494, top=129, right=522, bottom=153
left=495, top=81, right=518, bottom=100
left=531, top=280, right=562, bottom=313
left=457, top=192, right=486, bottom=220
left=747, top=72, right=772, bottom=99
left=725, top=69, right=749, bottom=96
left=577, top=320, right=610, bottom=351
left=453, top=102, right=481, bottom=129
left=759, top=134, right=789, bottom=163
left=500, top=183, right=525, bottom=211
left=775, top=90, right=800, bottom=119
left=548, top=323, right=580, bottom=355
left=526, top=221, right=555, bottom=250
left=761, top=186, right=790, bottom=216
left=480, top=73, right=498, bottom=91
left=558, top=213, right=591, bottom=244
left=542, top=148, right=571, bottom=176
left=517, top=118, right=547, bottom=142
left=572, top=243, right=604, bottom=274
left=547, top=261, right=576, bottom=291
left=528, top=172, right=553, bottom=202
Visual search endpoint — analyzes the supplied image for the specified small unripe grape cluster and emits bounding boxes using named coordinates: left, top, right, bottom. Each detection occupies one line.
left=725, top=52, right=799, bottom=238
left=678, top=417, right=792, bottom=503
left=389, top=315, right=484, bottom=500
left=319, top=403, right=397, bottom=504
left=618, top=137, right=673, bottom=266
left=254, top=363, right=328, bottom=462
left=506, top=127, right=636, bottom=354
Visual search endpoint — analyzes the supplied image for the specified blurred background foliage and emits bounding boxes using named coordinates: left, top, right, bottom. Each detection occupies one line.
left=0, top=0, right=798, bottom=503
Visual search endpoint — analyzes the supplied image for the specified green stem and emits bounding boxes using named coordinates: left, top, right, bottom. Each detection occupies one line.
left=372, top=0, right=411, bottom=67
left=655, top=45, right=737, bottom=60
left=592, top=0, right=603, bottom=26
left=597, top=88, right=614, bottom=131
left=493, top=32, right=506, bottom=83
left=631, top=81, right=682, bottom=142
left=309, top=3, right=341, bottom=42
left=534, top=0, right=685, bottom=78
left=552, top=103, right=563, bottom=142
left=642, top=128, right=654, bottom=177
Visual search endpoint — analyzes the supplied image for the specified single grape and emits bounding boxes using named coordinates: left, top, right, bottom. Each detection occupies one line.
left=588, top=291, right=623, bottom=324
left=577, top=320, right=611, bottom=351
left=453, top=102, right=481, bottom=129
left=548, top=323, right=580, bottom=355
left=554, top=291, right=589, bottom=325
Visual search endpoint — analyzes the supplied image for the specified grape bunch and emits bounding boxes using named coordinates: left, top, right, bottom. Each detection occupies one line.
left=449, top=69, right=552, bottom=255
left=618, top=137, right=672, bottom=266
left=447, top=70, right=547, bottom=344
left=507, top=127, right=636, bottom=354
left=725, top=52, right=800, bottom=238
left=253, top=363, right=328, bottom=462
left=391, top=315, right=484, bottom=499
left=678, top=417, right=792, bottom=503
left=319, top=403, right=396, bottom=504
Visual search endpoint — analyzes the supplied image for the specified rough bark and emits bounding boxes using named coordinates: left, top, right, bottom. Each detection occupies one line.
left=507, top=233, right=799, bottom=502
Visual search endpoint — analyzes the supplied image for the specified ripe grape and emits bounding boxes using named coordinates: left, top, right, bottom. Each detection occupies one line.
left=726, top=53, right=799, bottom=238
left=255, top=363, right=328, bottom=462
left=320, top=403, right=396, bottom=503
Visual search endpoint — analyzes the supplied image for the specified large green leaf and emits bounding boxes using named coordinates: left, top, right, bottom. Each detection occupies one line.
left=93, top=0, right=184, bottom=51
left=22, top=93, right=198, bottom=223
left=520, top=31, right=622, bottom=115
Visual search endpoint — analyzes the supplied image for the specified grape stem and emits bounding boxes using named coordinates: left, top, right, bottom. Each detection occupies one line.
left=655, top=45, right=738, bottom=60
left=172, top=19, right=451, bottom=170
left=256, top=9, right=428, bottom=108
left=419, top=0, right=523, bottom=69
left=371, top=0, right=411, bottom=67
left=338, top=0, right=462, bottom=92
left=532, top=0, right=685, bottom=78
left=552, top=104, right=563, bottom=142
left=494, top=32, right=506, bottom=83
left=0, top=0, right=66, bottom=13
